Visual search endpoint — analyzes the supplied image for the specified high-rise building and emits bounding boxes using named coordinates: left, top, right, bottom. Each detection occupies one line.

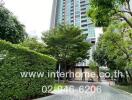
left=50, top=0, right=95, bottom=43
left=50, top=0, right=99, bottom=81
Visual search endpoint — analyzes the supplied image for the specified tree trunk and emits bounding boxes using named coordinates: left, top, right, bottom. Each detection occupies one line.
left=117, top=73, right=123, bottom=84
left=64, top=60, right=67, bottom=83
left=97, top=66, right=100, bottom=82
left=126, top=69, right=132, bottom=84
left=123, top=70, right=128, bottom=85
left=119, top=14, right=132, bottom=28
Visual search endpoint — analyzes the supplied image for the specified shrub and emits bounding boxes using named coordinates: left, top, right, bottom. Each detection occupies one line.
left=0, top=40, right=56, bottom=99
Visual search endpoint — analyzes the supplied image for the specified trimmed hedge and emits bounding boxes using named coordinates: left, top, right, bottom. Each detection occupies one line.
left=0, top=40, right=56, bottom=99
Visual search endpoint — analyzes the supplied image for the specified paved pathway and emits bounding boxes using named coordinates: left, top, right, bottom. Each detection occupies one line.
left=34, top=81, right=132, bottom=100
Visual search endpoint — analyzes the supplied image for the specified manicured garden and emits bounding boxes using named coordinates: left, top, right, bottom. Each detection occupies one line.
left=0, top=40, right=56, bottom=99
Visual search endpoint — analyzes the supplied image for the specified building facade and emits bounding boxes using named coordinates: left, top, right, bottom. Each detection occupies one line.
left=50, top=0, right=98, bottom=81
left=51, top=0, right=95, bottom=43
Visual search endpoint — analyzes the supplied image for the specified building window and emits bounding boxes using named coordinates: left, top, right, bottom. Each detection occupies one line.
left=71, top=16, right=74, bottom=19
left=82, top=28, right=88, bottom=31
left=81, top=24, right=87, bottom=27
left=81, top=11, right=86, bottom=14
left=80, top=4, right=88, bottom=7
left=81, top=8, right=86, bottom=11
left=71, top=20, right=74, bottom=22
left=75, top=15, right=80, bottom=18
left=81, top=16, right=86, bottom=18
left=81, top=19, right=87, bottom=23
left=80, top=1, right=85, bottom=4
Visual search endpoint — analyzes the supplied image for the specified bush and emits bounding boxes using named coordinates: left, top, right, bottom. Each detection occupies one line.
left=0, top=40, right=56, bottom=99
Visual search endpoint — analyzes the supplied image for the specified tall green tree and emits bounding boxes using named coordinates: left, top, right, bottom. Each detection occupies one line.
left=87, top=0, right=132, bottom=27
left=42, top=25, right=91, bottom=81
left=93, top=21, right=132, bottom=83
left=0, top=6, right=27, bottom=44
left=94, top=21, right=131, bottom=69
left=20, top=37, right=46, bottom=53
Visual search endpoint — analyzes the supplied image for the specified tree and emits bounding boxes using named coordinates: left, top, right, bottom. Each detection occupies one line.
left=20, top=37, right=46, bottom=53
left=42, top=25, right=91, bottom=81
left=87, top=0, right=132, bottom=28
left=0, top=6, right=27, bottom=44
left=89, top=60, right=100, bottom=81
left=88, top=0, right=132, bottom=84
left=94, top=21, right=131, bottom=68
left=93, top=21, right=132, bottom=84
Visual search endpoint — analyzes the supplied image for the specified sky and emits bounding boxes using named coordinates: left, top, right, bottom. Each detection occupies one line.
left=2, top=0, right=132, bottom=40
left=130, top=0, right=132, bottom=10
left=4, top=0, right=53, bottom=39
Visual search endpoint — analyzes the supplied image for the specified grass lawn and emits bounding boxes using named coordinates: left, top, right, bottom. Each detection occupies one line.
left=114, top=85, right=132, bottom=94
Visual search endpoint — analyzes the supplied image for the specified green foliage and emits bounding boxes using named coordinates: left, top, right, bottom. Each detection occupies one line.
left=93, top=21, right=132, bottom=70
left=115, top=85, right=132, bottom=93
left=88, top=7, right=112, bottom=26
left=88, top=0, right=132, bottom=27
left=0, top=6, right=27, bottom=44
left=20, top=37, right=46, bottom=53
left=89, top=61, right=97, bottom=71
left=0, top=40, right=56, bottom=99
left=42, top=25, right=91, bottom=65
